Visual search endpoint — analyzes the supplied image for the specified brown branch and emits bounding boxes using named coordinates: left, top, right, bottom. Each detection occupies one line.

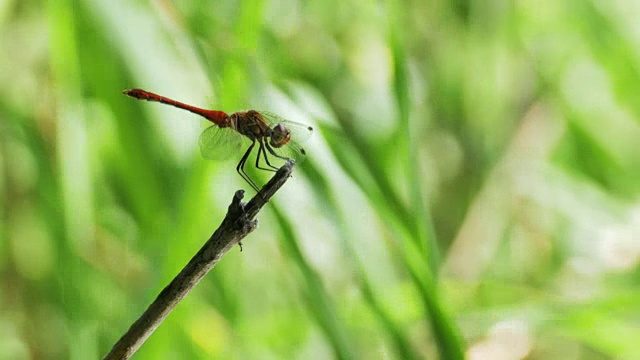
left=103, top=160, right=296, bottom=360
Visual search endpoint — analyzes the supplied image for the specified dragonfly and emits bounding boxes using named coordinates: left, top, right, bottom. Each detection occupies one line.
left=123, top=88, right=313, bottom=191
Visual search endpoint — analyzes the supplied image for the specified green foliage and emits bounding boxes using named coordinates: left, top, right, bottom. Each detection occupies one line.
left=1, top=0, right=640, bottom=359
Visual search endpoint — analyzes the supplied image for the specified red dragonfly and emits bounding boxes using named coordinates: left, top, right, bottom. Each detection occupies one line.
left=123, top=89, right=313, bottom=191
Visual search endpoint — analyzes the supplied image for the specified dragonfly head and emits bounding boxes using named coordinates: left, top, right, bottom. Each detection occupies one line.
left=269, top=123, right=291, bottom=148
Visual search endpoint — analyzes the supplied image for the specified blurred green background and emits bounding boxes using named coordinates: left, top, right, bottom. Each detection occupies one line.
left=2, top=0, right=640, bottom=359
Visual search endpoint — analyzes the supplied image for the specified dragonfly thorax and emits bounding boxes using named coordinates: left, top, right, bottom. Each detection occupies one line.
left=227, top=110, right=269, bottom=139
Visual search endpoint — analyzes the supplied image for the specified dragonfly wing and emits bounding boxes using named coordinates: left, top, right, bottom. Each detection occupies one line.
left=269, top=139, right=308, bottom=163
left=198, top=125, right=243, bottom=161
left=255, top=111, right=312, bottom=164
left=259, top=111, right=314, bottom=143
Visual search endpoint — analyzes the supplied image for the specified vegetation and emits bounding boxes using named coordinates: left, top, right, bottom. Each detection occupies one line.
left=1, top=0, right=639, bottom=359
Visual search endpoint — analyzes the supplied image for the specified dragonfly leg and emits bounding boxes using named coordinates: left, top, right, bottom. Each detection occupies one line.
left=255, top=139, right=279, bottom=172
left=237, top=140, right=260, bottom=192
left=264, top=142, right=290, bottom=161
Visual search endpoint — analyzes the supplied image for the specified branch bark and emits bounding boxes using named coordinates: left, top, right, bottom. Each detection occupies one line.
left=103, top=160, right=296, bottom=360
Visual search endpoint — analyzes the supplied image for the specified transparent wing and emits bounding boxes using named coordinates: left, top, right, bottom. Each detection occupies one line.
left=253, top=111, right=311, bottom=163
left=198, top=125, right=243, bottom=161
left=258, top=111, right=314, bottom=143
left=269, top=138, right=308, bottom=163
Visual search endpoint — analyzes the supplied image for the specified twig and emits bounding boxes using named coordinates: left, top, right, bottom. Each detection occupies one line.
left=103, top=160, right=296, bottom=360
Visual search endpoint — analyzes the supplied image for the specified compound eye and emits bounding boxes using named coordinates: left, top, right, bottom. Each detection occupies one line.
left=270, top=124, right=291, bottom=147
